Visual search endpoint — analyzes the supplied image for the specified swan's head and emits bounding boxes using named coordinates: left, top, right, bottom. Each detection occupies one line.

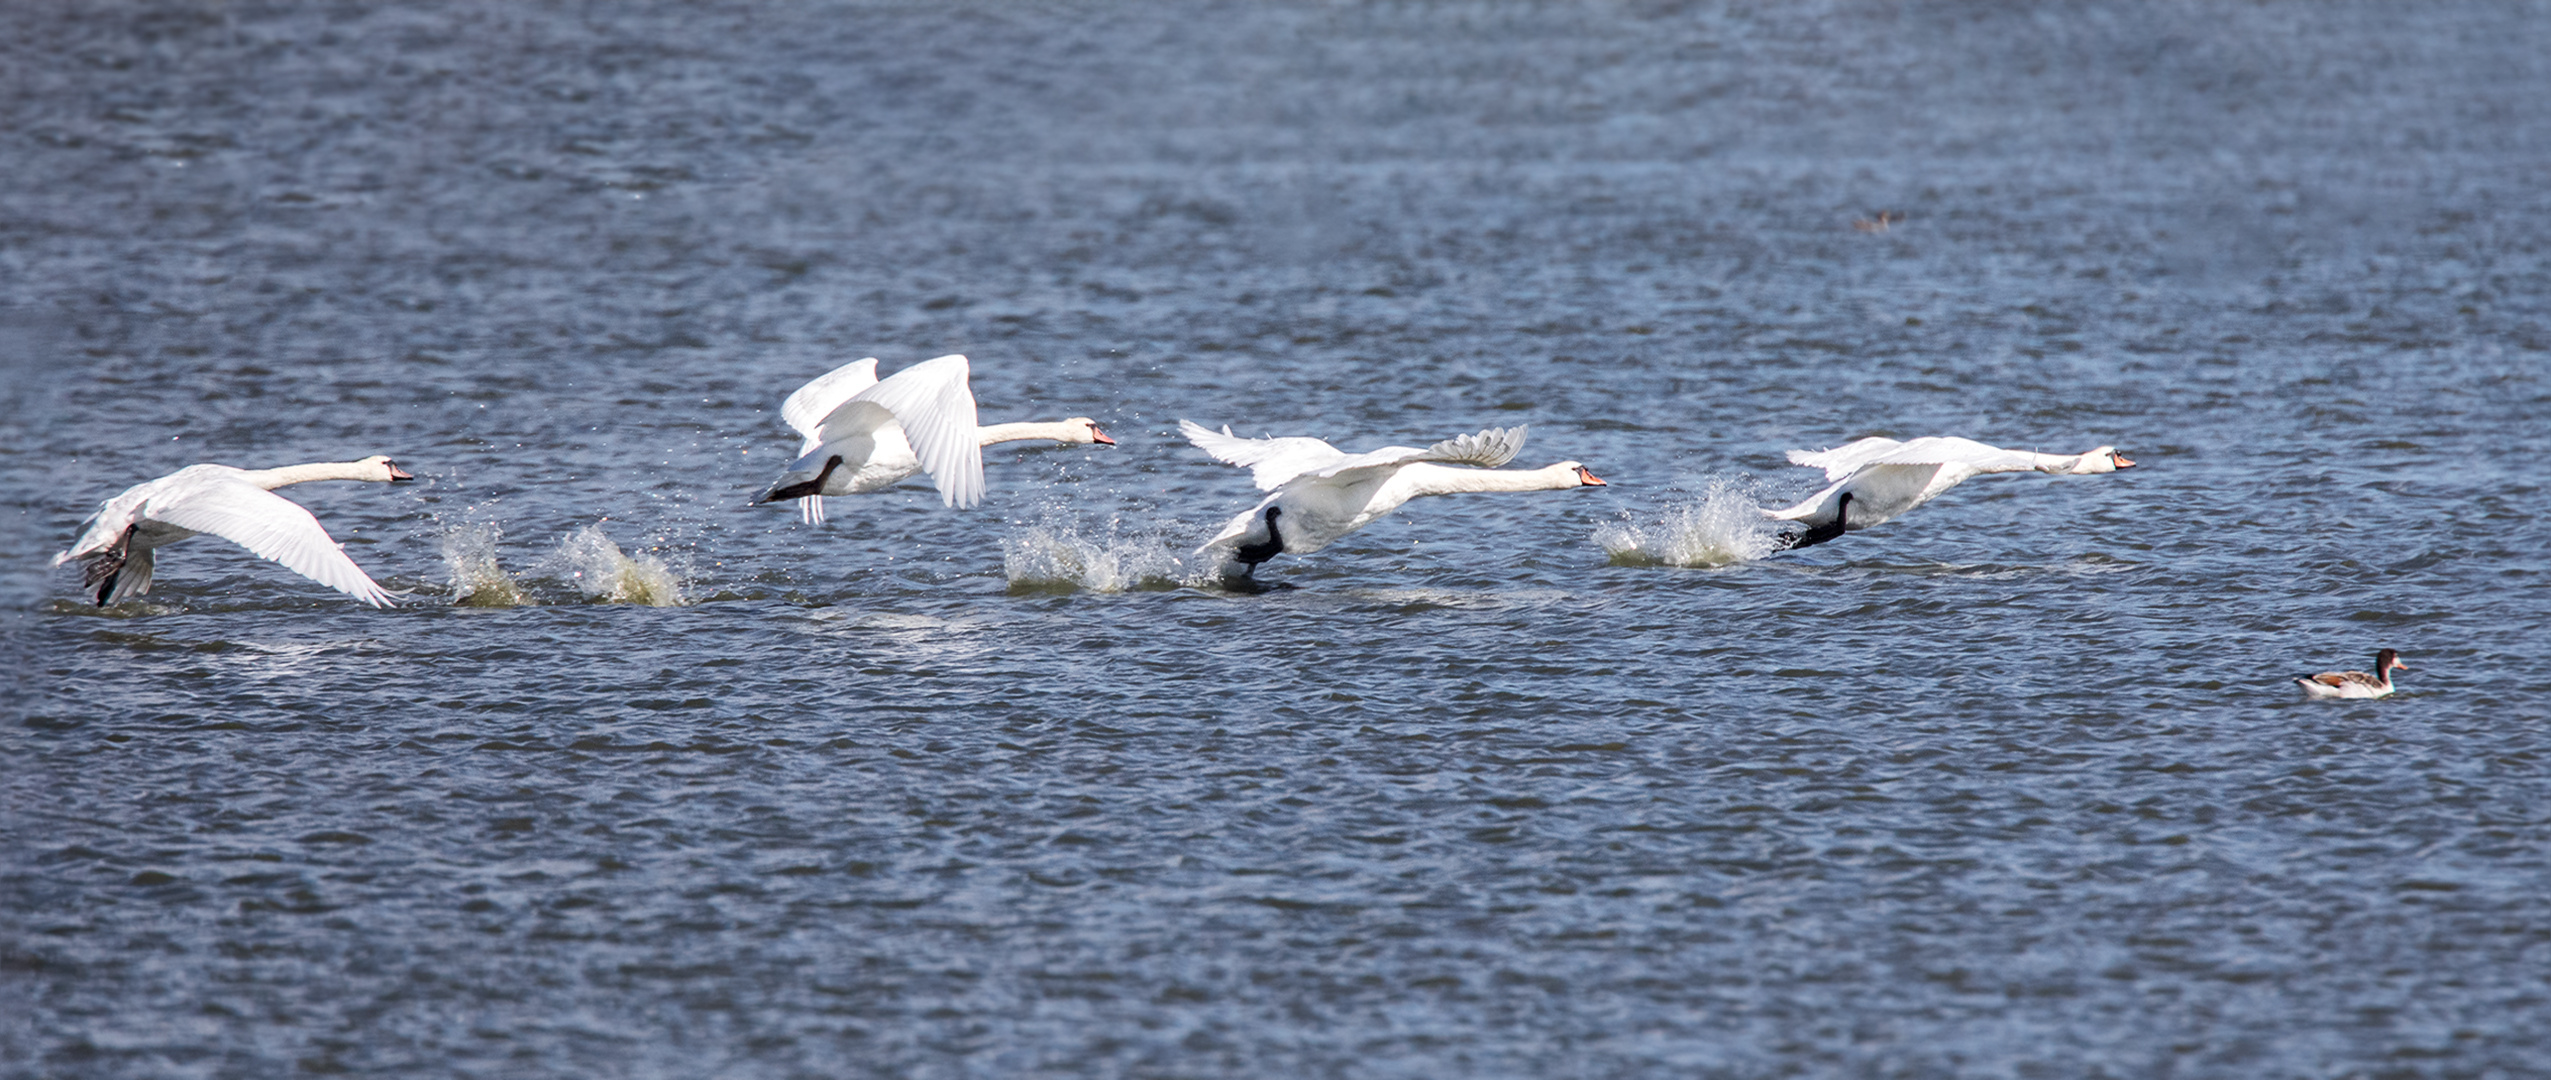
left=1563, top=464, right=1607, bottom=487
left=2075, top=447, right=2134, bottom=474
left=2376, top=648, right=2408, bottom=674
left=358, top=455, right=416, bottom=482
left=1067, top=418, right=1117, bottom=446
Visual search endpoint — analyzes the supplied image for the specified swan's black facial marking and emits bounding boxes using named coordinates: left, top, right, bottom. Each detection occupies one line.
left=1234, top=506, right=1284, bottom=573
left=761, top=455, right=846, bottom=503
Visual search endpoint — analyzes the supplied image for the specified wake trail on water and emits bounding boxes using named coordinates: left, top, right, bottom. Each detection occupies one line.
left=1001, top=506, right=1220, bottom=592
left=1595, top=475, right=1785, bottom=568
left=533, top=523, right=690, bottom=606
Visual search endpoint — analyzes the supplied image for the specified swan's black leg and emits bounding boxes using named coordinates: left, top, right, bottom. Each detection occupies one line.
left=1773, top=493, right=1852, bottom=552
left=84, top=526, right=135, bottom=606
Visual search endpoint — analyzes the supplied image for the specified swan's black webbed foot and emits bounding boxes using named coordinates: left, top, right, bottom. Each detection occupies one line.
left=760, top=455, right=846, bottom=505
left=83, top=527, right=134, bottom=605
left=1772, top=493, right=1852, bottom=552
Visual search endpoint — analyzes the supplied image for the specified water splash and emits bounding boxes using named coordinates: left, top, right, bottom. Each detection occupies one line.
left=537, top=524, right=689, bottom=606
left=1001, top=511, right=1187, bottom=593
left=1596, top=476, right=1784, bottom=568
left=438, top=521, right=529, bottom=607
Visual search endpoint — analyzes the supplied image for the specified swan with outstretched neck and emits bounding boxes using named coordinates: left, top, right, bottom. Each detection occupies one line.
left=1763, top=436, right=2134, bottom=547
left=755, top=354, right=1113, bottom=523
left=54, top=456, right=415, bottom=607
left=1182, top=420, right=1606, bottom=579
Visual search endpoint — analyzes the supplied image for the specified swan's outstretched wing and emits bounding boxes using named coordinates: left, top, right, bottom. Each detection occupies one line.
left=1181, top=420, right=1351, bottom=491
left=854, top=354, right=983, bottom=508
left=1303, top=424, right=1529, bottom=480
left=1789, top=436, right=2043, bottom=481
left=780, top=358, right=881, bottom=445
left=146, top=480, right=394, bottom=606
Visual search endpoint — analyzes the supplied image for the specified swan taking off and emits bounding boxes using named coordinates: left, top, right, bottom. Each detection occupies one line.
left=1181, top=420, right=1606, bottom=579
left=1763, top=436, right=2134, bottom=549
left=2295, top=648, right=2409, bottom=699
left=54, top=456, right=415, bottom=607
left=755, top=354, right=1114, bottom=523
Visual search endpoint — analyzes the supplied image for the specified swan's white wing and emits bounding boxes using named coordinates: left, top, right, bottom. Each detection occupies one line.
left=855, top=354, right=983, bottom=508
left=146, top=480, right=394, bottom=607
left=780, top=358, right=881, bottom=442
left=1787, top=437, right=1908, bottom=481
left=1790, top=436, right=2044, bottom=481
left=1180, top=420, right=1350, bottom=491
left=1301, top=424, right=1527, bottom=479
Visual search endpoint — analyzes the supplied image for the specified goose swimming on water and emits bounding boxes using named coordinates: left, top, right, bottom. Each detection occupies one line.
left=756, top=354, right=1114, bottom=523
left=54, top=456, right=415, bottom=607
left=1763, top=436, right=2134, bottom=547
left=1181, top=420, right=1606, bottom=579
left=2294, top=649, right=2409, bottom=699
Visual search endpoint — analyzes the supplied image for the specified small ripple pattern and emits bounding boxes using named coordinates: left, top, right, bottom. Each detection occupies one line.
left=5, top=2, right=2549, bottom=1077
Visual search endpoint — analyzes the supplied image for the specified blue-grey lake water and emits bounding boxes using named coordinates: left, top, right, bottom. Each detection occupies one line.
left=5, top=2, right=2548, bottom=1076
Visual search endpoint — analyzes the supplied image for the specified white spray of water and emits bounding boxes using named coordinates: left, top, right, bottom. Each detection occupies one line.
left=1000, top=510, right=1190, bottom=592
left=1594, top=476, right=1785, bottom=568
left=439, top=521, right=529, bottom=607
left=537, top=524, right=688, bottom=606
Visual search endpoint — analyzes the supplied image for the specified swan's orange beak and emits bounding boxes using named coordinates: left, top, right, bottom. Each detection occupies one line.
left=1576, top=466, right=1607, bottom=487
left=1089, top=423, right=1116, bottom=446
left=2391, top=659, right=2410, bottom=671
left=2111, top=453, right=2136, bottom=469
left=387, top=462, right=416, bottom=482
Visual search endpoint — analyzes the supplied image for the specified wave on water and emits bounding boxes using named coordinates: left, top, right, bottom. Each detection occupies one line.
left=438, top=521, right=529, bottom=607
left=535, top=524, right=689, bottom=606
left=1001, top=510, right=1191, bottom=593
left=1596, top=476, right=1784, bottom=568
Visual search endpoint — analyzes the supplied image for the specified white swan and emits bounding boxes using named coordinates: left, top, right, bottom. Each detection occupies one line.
left=1181, top=420, right=1606, bottom=578
left=755, top=354, right=1114, bottom=523
left=2295, top=649, right=2409, bottom=699
left=53, top=456, right=415, bottom=607
left=1762, top=436, right=2135, bottom=549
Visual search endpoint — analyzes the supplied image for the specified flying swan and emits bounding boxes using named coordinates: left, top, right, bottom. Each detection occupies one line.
left=755, top=354, right=1114, bottom=523
left=1762, top=436, right=2135, bottom=549
left=53, top=456, right=415, bottom=607
left=1180, top=420, right=1606, bottom=578
left=2294, top=648, right=2409, bottom=700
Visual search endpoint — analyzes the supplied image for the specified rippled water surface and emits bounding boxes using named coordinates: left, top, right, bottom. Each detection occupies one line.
left=6, top=3, right=2549, bottom=1076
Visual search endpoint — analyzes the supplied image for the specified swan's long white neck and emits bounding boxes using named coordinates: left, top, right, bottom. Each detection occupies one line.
left=1400, top=462, right=1588, bottom=496
left=236, top=461, right=389, bottom=489
left=977, top=421, right=1090, bottom=446
left=2030, top=449, right=2120, bottom=475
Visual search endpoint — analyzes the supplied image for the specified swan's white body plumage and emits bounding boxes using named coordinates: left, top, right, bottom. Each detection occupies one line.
left=53, top=457, right=412, bottom=607
left=1763, top=436, right=2134, bottom=534
left=762, top=355, right=1113, bottom=523
left=1181, top=421, right=1601, bottom=570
